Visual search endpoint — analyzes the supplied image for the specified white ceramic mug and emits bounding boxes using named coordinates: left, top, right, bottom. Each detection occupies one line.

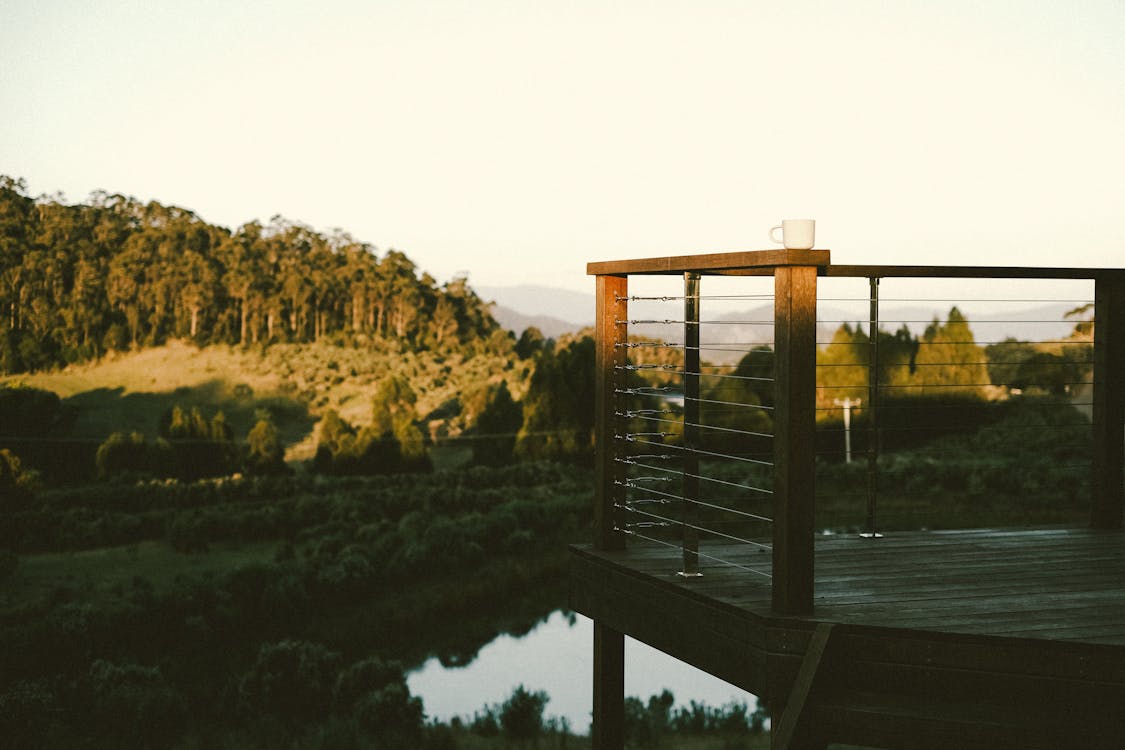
left=769, top=219, right=815, bottom=250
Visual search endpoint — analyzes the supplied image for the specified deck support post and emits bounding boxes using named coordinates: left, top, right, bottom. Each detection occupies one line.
left=592, top=273, right=628, bottom=749
left=773, top=265, right=819, bottom=615
left=592, top=622, right=625, bottom=750
left=1092, top=275, right=1125, bottom=529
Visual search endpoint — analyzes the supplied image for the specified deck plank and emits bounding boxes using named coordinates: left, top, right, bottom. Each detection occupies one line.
left=587, top=527, right=1125, bottom=645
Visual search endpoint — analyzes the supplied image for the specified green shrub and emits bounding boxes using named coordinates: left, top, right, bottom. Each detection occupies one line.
left=95, top=431, right=169, bottom=479
left=354, top=682, right=424, bottom=742
left=86, top=660, right=185, bottom=744
left=0, top=678, right=61, bottom=745
left=499, top=684, right=549, bottom=743
left=0, top=384, right=70, bottom=435
left=0, top=549, right=18, bottom=582
left=246, top=413, right=289, bottom=475
left=0, top=448, right=38, bottom=510
left=239, top=640, right=343, bottom=722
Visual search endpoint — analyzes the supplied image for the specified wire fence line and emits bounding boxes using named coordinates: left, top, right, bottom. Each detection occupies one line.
left=609, top=271, right=1098, bottom=575
left=813, top=276, right=1096, bottom=537
left=613, top=279, right=777, bottom=577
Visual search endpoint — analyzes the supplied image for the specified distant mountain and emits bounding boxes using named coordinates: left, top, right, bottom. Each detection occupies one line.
left=823, top=303, right=1079, bottom=344
left=476, top=283, right=1082, bottom=362
left=488, top=304, right=583, bottom=339
left=476, top=285, right=594, bottom=328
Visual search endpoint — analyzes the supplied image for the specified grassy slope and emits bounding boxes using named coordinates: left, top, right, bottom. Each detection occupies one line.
left=2, top=340, right=530, bottom=463
left=1, top=539, right=278, bottom=609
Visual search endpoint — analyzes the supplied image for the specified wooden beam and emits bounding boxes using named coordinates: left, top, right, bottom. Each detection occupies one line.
left=587, top=249, right=830, bottom=277
left=570, top=548, right=772, bottom=696
left=590, top=258, right=1125, bottom=281
left=595, top=274, right=627, bottom=550
left=1092, top=277, right=1125, bottom=529
left=592, top=622, right=625, bottom=750
left=773, top=265, right=818, bottom=615
left=773, top=623, right=836, bottom=750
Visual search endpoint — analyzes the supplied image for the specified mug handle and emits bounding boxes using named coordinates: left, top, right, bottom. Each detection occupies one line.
left=769, top=225, right=784, bottom=245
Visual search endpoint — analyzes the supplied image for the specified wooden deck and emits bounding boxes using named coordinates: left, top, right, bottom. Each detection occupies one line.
left=570, top=526, right=1125, bottom=748
left=582, top=250, right=1125, bottom=748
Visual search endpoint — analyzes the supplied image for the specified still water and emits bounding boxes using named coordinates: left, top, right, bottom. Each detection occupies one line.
left=408, top=610, right=759, bottom=732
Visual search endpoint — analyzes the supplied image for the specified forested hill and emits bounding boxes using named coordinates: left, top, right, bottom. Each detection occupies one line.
left=0, top=176, right=506, bottom=373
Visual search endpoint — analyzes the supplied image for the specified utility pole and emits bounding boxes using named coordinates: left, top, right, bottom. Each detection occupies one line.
left=832, top=397, right=861, bottom=464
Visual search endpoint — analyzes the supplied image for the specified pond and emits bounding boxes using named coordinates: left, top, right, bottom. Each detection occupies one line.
left=408, top=610, right=760, bottom=732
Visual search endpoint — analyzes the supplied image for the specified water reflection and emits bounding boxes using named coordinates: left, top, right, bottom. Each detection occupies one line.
left=408, top=610, right=759, bottom=731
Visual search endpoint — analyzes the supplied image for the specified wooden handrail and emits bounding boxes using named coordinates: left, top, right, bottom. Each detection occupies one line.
left=590, top=250, right=1125, bottom=281
left=587, top=249, right=829, bottom=276
left=825, top=264, right=1125, bottom=280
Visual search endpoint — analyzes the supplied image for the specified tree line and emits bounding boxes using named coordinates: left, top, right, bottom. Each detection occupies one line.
left=815, top=306, right=1093, bottom=405
left=4, top=305, right=1092, bottom=486
left=0, top=176, right=504, bottom=373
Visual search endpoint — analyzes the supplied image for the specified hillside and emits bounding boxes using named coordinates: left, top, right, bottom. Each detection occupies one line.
left=0, top=176, right=505, bottom=375
left=2, top=340, right=529, bottom=466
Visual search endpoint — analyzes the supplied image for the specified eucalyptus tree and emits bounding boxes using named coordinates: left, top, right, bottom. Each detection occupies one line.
left=382, top=250, right=422, bottom=341
left=913, top=307, right=988, bottom=396
left=817, top=322, right=869, bottom=406
left=0, top=177, right=34, bottom=337
left=515, top=335, right=596, bottom=463
left=0, top=174, right=508, bottom=367
left=220, top=222, right=271, bottom=344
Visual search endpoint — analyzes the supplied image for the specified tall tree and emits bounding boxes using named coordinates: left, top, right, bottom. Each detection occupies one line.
left=470, top=380, right=523, bottom=466
left=515, top=336, right=596, bottom=463
left=350, top=375, right=432, bottom=474
left=912, top=307, right=988, bottom=396
left=246, top=412, right=288, bottom=475
left=817, top=323, right=869, bottom=407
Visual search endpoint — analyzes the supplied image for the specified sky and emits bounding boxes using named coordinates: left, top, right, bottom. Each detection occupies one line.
left=2, top=0, right=1123, bottom=294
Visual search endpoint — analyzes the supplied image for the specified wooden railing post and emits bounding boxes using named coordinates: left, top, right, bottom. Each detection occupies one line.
left=592, top=273, right=627, bottom=749
left=773, top=265, right=819, bottom=615
left=681, top=272, right=701, bottom=576
left=1092, top=274, right=1125, bottom=529
left=595, top=273, right=628, bottom=550
left=863, top=277, right=883, bottom=539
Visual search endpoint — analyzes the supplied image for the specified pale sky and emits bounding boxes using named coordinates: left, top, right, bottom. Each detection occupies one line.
left=2, top=0, right=1123, bottom=293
